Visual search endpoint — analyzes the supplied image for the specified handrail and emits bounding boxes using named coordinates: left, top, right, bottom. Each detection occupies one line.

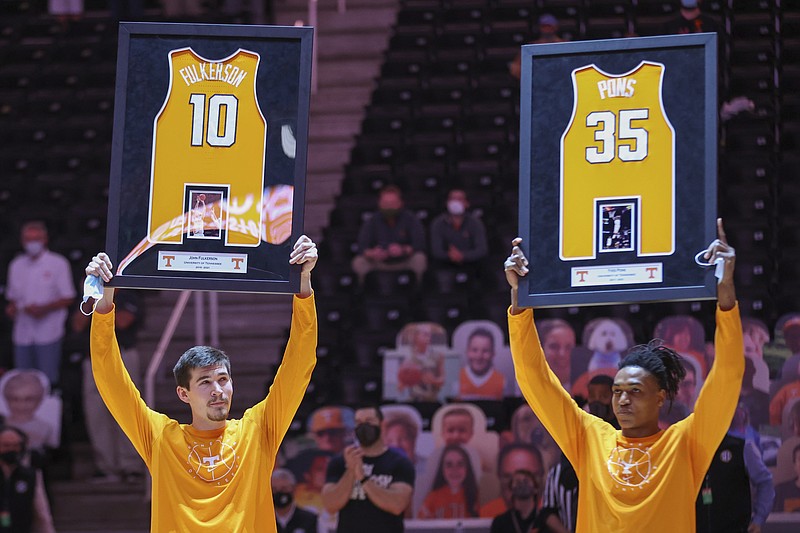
left=144, top=290, right=192, bottom=408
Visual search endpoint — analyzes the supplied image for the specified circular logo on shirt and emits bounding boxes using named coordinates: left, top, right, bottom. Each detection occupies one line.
left=720, top=449, right=733, bottom=463
left=187, top=439, right=237, bottom=483
left=607, top=445, right=653, bottom=488
left=15, top=480, right=29, bottom=494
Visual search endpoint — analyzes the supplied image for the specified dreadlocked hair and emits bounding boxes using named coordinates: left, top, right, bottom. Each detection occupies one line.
left=618, top=339, right=686, bottom=410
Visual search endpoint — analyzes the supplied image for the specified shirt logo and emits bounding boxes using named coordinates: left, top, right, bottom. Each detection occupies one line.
left=187, top=439, right=238, bottom=484
left=607, top=445, right=654, bottom=488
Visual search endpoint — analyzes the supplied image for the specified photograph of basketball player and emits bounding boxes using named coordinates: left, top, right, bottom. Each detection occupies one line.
left=503, top=219, right=743, bottom=532
left=188, top=190, right=223, bottom=239
left=599, top=203, right=634, bottom=252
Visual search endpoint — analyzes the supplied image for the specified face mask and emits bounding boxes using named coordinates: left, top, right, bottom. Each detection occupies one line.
left=80, top=275, right=105, bottom=316
left=380, top=208, right=399, bottom=219
left=23, top=241, right=44, bottom=257
left=0, top=451, right=20, bottom=466
left=354, top=423, right=381, bottom=447
left=588, top=401, right=612, bottom=421
left=447, top=200, right=465, bottom=216
left=273, top=491, right=293, bottom=508
left=511, top=479, right=534, bottom=500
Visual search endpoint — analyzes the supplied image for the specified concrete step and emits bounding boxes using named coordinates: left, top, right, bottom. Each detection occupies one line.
left=275, top=5, right=397, bottom=34
left=317, top=58, right=381, bottom=88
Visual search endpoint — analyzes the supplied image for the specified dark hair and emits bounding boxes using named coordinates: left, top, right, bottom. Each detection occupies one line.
left=467, top=327, right=495, bottom=350
left=619, top=339, right=686, bottom=409
left=173, top=346, right=231, bottom=389
left=497, top=442, right=543, bottom=477
left=536, top=318, right=574, bottom=344
left=384, top=412, right=418, bottom=441
left=356, top=404, right=384, bottom=422
left=588, top=374, right=614, bottom=388
left=432, top=444, right=479, bottom=517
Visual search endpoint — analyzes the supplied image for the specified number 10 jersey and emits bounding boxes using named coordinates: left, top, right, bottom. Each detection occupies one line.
left=148, top=47, right=266, bottom=246
left=559, top=61, right=675, bottom=260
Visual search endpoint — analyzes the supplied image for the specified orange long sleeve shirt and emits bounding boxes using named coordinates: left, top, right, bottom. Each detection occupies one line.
left=509, top=304, right=743, bottom=533
left=91, top=294, right=317, bottom=532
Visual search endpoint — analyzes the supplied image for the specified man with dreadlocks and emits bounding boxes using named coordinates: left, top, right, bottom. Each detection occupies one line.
left=504, top=219, right=742, bottom=533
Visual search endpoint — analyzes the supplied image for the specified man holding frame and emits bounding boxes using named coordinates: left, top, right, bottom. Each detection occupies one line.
left=504, top=220, right=743, bottom=532
left=85, top=235, right=318, bottom=532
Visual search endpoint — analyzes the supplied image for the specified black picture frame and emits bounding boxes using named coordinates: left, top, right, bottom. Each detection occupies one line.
left=106, top=22, right=313, bottom=293
left=518, top=33, right=719, bottom=308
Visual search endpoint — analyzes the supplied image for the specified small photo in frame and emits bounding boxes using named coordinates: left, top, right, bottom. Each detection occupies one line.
left=186, top=187, right=227, bottom=241
left=598, top=200, right=635, bottom=253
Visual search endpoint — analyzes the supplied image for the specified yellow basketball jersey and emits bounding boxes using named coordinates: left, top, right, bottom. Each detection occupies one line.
left=149, top=47, right=266, bottom=246
left=559, top=61, right=675, bottom=260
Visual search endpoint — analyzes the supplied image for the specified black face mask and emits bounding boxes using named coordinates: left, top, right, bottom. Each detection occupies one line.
left=511, top=479, right=535, bottom=500
left=273, top=491, right=293, bottom=508
left=0, top=451, right=20, bottom=466
left=354, top=423, right=381, bottom=447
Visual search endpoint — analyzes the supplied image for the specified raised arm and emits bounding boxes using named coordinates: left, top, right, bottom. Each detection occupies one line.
left=686, top=220, right=744, bottom=467
left=505, top=239, right=595, bottom=466
left=256, top=235, right=318, bottom=446
left=86, top=253, right=165, bottom=465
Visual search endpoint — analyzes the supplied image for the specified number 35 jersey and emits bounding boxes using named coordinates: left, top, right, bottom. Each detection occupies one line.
left=559, top=61, right=674, bottom=260
left=148, top=48, right=266, bottom=246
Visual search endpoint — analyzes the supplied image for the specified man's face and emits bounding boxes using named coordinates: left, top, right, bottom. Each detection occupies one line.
left=543, top=326, right=575, bottom=384
left=499, top=449, right=542, bottom=505
left=378, top=191, right=403, bottom=211
left=355, top=407, right=382, bottom=427
left=177, top=365, right=233, bottom=426
left=313, top=427, right=347, bottom=453
left=441, top=413, right=474, bottom=445
left=384, top=423, right=415, bottom=462
left=466, top=334, right=494, bottom=376
left=21, top=226, right=47, bottom=247
left=271, top=476, right=294, bottom=496
left=612, top=366, right=665, bottom=435
left=0, top=430, right=23, bottom=465
left=676, top=370, right=697, bottom=408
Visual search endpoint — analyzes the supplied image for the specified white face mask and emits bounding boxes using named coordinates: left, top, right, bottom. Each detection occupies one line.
left=447, top=200, right=466, bottom=216
left=80, top=275, right=105, bottom=316
left=23, top=241, right=45, bottom=257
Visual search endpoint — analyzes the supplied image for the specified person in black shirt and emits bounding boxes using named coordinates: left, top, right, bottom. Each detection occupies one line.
left=322, top=406, right=415, bottom=533
left=273, top=468, right=318, bottom=533
left=491, top=468, right=568, bottom=533
left=0, top=426, right=54, bottom=533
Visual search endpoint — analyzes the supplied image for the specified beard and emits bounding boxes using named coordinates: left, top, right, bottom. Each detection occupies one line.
left=207, top=399, right=230, bottom=421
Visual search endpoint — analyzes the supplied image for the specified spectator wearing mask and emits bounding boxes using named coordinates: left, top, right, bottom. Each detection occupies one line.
left=429, top=189, right=488, bottom=275
left=0, top=426, right=55, bottom=533
left=5, top=221, right=76, bottom=386
left=273, top=468, right=318, bottom=533
left=490, top=468, right=568, bottom=533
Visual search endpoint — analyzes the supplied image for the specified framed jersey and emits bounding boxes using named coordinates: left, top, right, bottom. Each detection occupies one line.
left=106, top=23, right=312, bottom=293
left=518, top=33, right=718, bottom=307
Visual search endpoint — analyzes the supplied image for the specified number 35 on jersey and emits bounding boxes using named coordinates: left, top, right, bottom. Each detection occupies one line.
left=559, top=61, right=675, bottom=260
left=148, top=47, right=266, bottom=246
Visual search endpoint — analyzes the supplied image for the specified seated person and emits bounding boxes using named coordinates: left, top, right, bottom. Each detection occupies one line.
left=351, top=185, right=427, bottom=284
left=429, top=189, right=488, bottom=273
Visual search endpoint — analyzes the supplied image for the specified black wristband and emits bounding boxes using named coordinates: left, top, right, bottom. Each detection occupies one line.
left=360, top=476, right=369, bottom=484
